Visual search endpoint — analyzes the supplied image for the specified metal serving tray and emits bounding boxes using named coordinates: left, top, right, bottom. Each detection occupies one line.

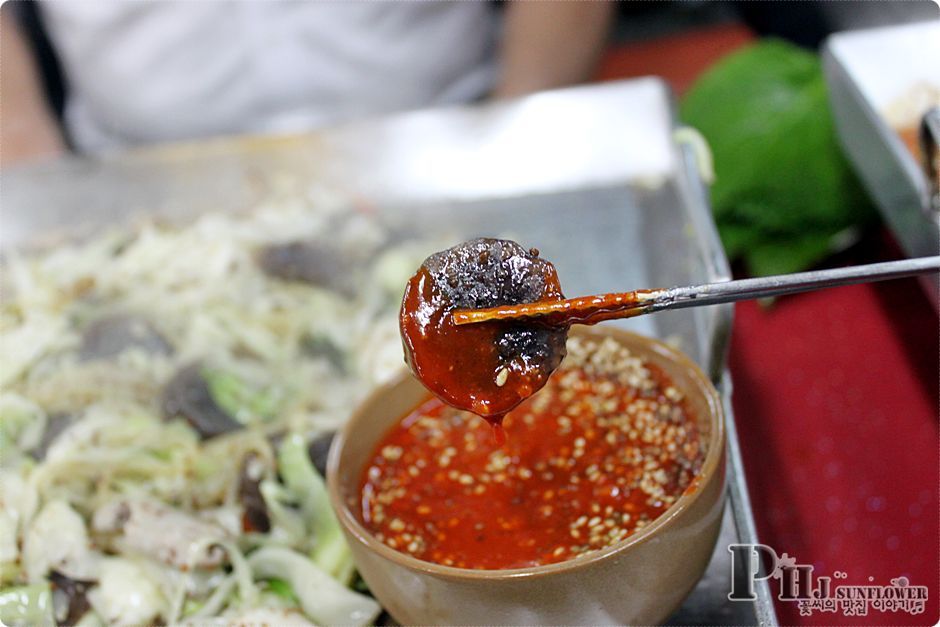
left=1, top=78, right=776, bottom=626
left=823, top=20, right=940, bottom=304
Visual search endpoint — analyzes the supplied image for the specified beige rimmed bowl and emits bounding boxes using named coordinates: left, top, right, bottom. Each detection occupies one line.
left=327, top=326, right=726, bottom=625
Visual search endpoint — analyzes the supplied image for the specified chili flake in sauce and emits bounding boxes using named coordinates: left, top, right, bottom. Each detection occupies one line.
left=359, top=335, right=705, bottom=570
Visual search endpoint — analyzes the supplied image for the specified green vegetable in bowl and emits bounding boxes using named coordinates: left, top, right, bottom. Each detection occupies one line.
left=681, top=39, right=876, bottom=276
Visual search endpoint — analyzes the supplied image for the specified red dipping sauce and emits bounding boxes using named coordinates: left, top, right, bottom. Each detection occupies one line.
left=399, top=239, right=568, bottom=425
left=359, top=335, right=705, bottom=570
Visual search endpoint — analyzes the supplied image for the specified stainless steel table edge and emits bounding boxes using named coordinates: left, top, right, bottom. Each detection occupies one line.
left=722, top=372, right=778, bottom=627
left=677, top=142, right=779, bottom=626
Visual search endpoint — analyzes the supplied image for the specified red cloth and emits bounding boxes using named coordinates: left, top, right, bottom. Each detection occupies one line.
left=595, top=24, right=754, bottom=96
left=598, top=26, right=940, bottom=625
left=731, top=272, right=938, bottom=625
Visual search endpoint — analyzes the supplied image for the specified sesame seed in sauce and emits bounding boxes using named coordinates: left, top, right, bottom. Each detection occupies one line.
left=358, top=336, right=705, bottom=570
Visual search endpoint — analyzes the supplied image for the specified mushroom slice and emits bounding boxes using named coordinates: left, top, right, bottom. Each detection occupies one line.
left=161, top=364, right=242, bottom=439
left=79, top=314, right=173, bottom=361
left=256, top=241, right=352, bottom=294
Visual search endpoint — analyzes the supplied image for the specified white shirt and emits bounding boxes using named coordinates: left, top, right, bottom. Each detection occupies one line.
left=40, top=2, right=498, bottom=152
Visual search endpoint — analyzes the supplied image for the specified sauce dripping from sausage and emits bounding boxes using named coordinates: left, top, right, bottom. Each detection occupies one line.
left=399, top=239, right=568, bottom=430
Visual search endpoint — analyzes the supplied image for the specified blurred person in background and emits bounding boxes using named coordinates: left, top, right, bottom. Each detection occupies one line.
left=1, top=1, right=613, bottom=167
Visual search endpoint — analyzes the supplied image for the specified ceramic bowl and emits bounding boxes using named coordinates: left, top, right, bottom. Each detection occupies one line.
left=327, top=326, right=726, bottom=625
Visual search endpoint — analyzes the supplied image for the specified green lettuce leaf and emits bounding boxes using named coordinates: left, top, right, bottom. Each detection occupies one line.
left=681, top=39, right=876, bottom=276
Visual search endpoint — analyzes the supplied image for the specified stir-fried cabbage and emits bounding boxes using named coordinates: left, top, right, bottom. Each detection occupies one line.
left=0, top=200, right=446, bottom=625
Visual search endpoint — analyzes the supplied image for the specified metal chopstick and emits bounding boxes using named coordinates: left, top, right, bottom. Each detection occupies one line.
left=647, top=256, right=940, bottom=312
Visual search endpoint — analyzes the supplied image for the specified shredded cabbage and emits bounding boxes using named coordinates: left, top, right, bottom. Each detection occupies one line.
left=1, top=201, right=448, bottom=623
left=278, top=435, right=354, bottom=582
left=248, top=547, right=380, bottom=626
left=0, top=583, right=55, bottom=627
left=86, top=558, right=167, bottom=626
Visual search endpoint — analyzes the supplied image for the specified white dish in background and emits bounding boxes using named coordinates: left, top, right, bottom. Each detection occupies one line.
left=823, top=19, right=940, bottom=305
left=827, top=21, right=939, bottom=117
